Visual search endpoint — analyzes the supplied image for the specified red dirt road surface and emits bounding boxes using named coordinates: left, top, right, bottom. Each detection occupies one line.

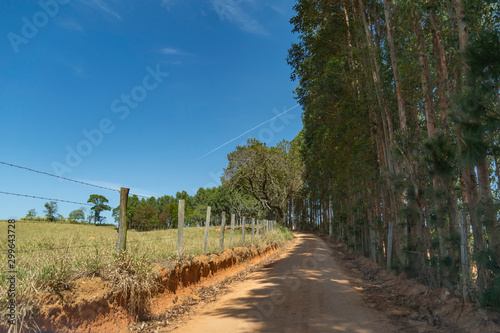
left=172, top=233, right=395, bottom=333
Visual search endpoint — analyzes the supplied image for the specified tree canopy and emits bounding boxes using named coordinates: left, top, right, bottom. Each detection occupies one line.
left=88, top=194, right=111, bottom=225
left=44, top=201, right=58, bottom=222
left=222, top=138, right=303, bottom=225
left=287, top=0, right=500, bottom=303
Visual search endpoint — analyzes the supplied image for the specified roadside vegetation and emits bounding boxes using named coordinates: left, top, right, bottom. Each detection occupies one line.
left=0, top=220, right=291, bottom=330
left=287, top=0, right=500, bottom=308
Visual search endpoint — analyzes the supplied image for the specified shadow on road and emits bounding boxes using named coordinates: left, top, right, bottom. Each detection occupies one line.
left=196, top=233, right=392, bottom=332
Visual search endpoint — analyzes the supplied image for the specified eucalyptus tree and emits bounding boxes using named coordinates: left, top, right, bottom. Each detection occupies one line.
left=288, top=0, right=500, bottom=296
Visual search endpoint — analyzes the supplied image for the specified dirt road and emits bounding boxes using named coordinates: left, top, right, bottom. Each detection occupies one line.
left=172, top=233, right=396, bottom=333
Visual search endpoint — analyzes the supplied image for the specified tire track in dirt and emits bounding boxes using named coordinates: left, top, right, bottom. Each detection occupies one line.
left=168, top=233, right=397, bottom=333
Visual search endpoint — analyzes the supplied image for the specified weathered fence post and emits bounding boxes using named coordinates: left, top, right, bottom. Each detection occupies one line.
left=256, top=219, right=260, bottom=236
left=230, top=213, right=235, bottom=248
left=219, top=212, right=226, bottom=252
left=177, top=199, right=185, bottom=256
left=387, top=221, right=394, bottom=270
left=251, top=218, right=255, bottom=242
left=203, top=206, right=211, bottom=253
left=116, top=187, right=129, bottom=253
left=242, top=216, right=246, bottom=243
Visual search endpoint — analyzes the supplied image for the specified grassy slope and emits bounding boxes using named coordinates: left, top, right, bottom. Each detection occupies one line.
left=0, top=220, right=292, bottom=327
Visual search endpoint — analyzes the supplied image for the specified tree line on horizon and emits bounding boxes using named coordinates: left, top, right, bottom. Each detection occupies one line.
left=22, top=194, right=112, bottom=224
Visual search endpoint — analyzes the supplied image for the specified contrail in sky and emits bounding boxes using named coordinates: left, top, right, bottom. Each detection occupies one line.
left=199, top=104, right=300, bottom=160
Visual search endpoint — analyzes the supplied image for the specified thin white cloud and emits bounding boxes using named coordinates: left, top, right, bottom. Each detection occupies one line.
left=56, top=18, right=85, bottom=34
left=160, top=0, right=178, bottom=10
left=161, top=47, right=182, bottom=55
left=160, top=47, right=193, bottom=57
left=265, top=3, right=287, bottom=15
left=80, top=0, right=122, bottom=20
left=211, top=0, right=267, bottom=35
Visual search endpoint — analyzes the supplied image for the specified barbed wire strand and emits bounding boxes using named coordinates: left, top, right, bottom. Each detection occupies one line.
left=0, top=191, right=92, bottom=206
left=0, top=161, right=118, bottom=192
left=0, top=160, right=152, bottom=199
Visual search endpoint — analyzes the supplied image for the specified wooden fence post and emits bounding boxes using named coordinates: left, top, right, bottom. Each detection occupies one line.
left=230, top=213, right=235, bottom=248
left=256, top=219, right=260, bottom=236
left=242, top=216, right=246, bottom=243
left=219, top=212, right=226, bottom=252
left=177, top=199, right=185, bottom=256
left=251, top=218, right=255, bottom=242
left=387, top=221, right=394, bottom=270
left=203, top=206, right=211, bottom=254
left=116, top=187, right=129, bottom=253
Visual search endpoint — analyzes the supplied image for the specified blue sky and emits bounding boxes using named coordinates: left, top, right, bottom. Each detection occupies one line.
left=0, top=0, right=302, bottom=222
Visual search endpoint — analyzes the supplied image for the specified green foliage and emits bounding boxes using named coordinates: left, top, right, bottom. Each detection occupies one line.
left=112, top=206, right=120, bottom=223
left=87, top=194, right=111, bottom=225
left=44, top=201, right=58, bottom=222
left=287, top=0, right=500, bottom=293
left=69, top=209, right=85, bottom=222
left=482, top=282, right=500, bottom=309
left=131, top=204, right=159, bottom=231
left=122, top=185, right=261, bottom=231
left=25, top=209, right=36, bottom=218
left=222, top=138, right=304, bottom=225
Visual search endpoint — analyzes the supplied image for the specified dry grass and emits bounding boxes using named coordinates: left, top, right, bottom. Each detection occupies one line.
left=0, top=220, right=290, bottom=330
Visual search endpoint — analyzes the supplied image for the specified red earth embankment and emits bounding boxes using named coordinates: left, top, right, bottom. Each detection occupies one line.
left=31, top=244, right=280, bottom=333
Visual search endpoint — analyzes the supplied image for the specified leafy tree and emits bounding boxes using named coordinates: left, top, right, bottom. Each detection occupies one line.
left=112, top=206, right=120, bottom=223
left=69, top=209, right=85, bottom=222
left=44, top=201, right=58, bottom=222
left=131, top=204, right=159, bottom=231
left=25, top=209, right=37, bottom=219
left=87, top=194, right=111, bottom=225
left=223, top=138, right=303, bottom=225
left=287, top=0, right=500, bottom=292
left=164, top=202, right=179, bottom=228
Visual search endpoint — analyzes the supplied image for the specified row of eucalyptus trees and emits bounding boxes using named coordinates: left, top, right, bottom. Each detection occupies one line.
left=288, top=0, right=500, bottom=303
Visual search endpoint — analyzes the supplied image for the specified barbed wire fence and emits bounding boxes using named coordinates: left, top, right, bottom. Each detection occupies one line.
left=0, top=161, right=276, bottom=257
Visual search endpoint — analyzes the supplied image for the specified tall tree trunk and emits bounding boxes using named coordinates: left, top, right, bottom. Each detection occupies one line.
left=383, top=0, right=407, bottom=134
left=429, top=3, right=451, bottom=132
left=452, top=0, right=490, bottom=288
left=358, top=0, right=396, bottom=161
left=414, top=16, right=459, bottom=284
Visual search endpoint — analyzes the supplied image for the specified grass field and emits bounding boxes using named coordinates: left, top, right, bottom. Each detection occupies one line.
left=0, top=220, right=292, bottom=327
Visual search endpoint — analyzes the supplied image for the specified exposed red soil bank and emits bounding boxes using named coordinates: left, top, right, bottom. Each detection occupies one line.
left=325, top=237, right=500, bottom=332
left=27, top=244, right=279, bottom=333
